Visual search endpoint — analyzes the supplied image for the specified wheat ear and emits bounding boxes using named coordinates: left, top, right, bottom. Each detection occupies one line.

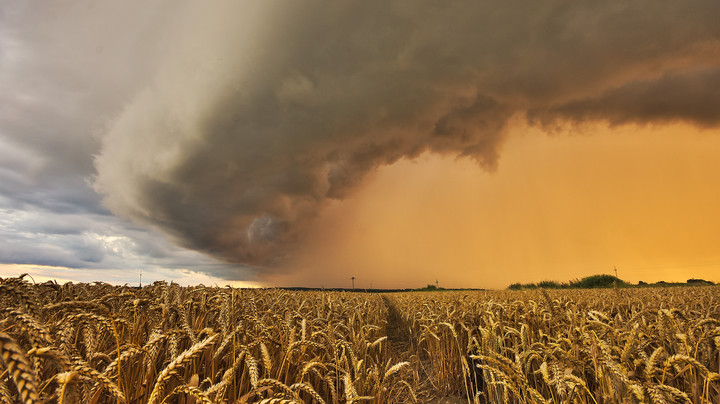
left=147, top=333, right=218, bottom=404
left=290, top=382, right=325, bottom=404
left=0, top=332, right=39, bottom=404
left=71, top=361, right=126, bottom=403
left=160, top=384, right=212, bottom=404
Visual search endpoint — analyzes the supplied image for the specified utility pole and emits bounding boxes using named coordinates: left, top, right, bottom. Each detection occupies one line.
left=351, top=276, right=355, bottom=290
left=436, top=279, right=439, bottom=288
left=139, top=269, right=143, bottom=288
left=613, top=266, right=619, bottom=290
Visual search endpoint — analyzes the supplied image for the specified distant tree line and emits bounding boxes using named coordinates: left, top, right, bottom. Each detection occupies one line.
left=508, top=274, right=715, bottom=290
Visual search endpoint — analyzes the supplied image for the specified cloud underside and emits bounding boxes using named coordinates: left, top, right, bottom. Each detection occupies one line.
left=92, top=1, right=720, bottom=275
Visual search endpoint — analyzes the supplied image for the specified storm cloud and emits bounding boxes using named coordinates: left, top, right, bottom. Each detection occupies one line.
left=92, top=1, right=720, bottom=274
left=0, top=1, right=249, bottom=282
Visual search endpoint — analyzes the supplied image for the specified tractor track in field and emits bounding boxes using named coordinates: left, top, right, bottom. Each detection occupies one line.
left=381, top=295, right=412, bottom=357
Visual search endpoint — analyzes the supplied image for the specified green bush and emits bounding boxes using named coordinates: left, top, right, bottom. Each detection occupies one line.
left=508, top=274, right=627, bottom=290
left=687, top=278, right=713, bottom=285
left=537, top=280, right=562, bottom=289
left=570, top=274, right=624, bottom=288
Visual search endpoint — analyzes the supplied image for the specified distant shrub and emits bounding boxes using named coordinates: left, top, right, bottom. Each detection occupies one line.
left=687, top=278, right=713, bottom=285
left=508, top=274, right=631, bottom=290
left=537, top=280, right=561, bottom=289
left=507, top=282, right=539, bottom=290
left=417, top=284, right=444, bottom=291
left=570, top=274, right=624, bottom=288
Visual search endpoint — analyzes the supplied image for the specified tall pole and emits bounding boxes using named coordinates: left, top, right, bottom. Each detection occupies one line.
left=613, top=266, right=619, bottom=290
left=351, top=276, right=355, bottom=290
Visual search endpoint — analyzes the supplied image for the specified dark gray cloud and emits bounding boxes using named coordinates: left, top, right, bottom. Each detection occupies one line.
left=2, top=1, right=719, bottom=282
left=528, top=67, right=720, bottom=127
left=93, top=1, right=720, bottom=274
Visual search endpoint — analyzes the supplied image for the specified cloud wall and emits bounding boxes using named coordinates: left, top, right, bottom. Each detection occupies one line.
left=94, top=1, right=720, bottom=276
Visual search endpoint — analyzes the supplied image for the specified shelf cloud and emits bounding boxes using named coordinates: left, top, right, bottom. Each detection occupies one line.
left=92, top=1, right=720, bottom=276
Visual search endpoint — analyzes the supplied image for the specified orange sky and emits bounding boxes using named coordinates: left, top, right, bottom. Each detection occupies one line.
left=271, top=120, right=720, bottom=289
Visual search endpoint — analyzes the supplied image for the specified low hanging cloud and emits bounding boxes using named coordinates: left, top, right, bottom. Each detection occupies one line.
left=94, top=1, right=720, bottom=275
left=528, top=67, right=720, bottom=127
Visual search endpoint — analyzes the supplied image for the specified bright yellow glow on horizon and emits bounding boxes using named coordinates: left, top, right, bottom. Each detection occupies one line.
left=0, top=264, right=261, bottom=288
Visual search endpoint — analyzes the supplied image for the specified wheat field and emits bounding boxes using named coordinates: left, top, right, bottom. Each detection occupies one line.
left=0, top=274, right=718, bottom=403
